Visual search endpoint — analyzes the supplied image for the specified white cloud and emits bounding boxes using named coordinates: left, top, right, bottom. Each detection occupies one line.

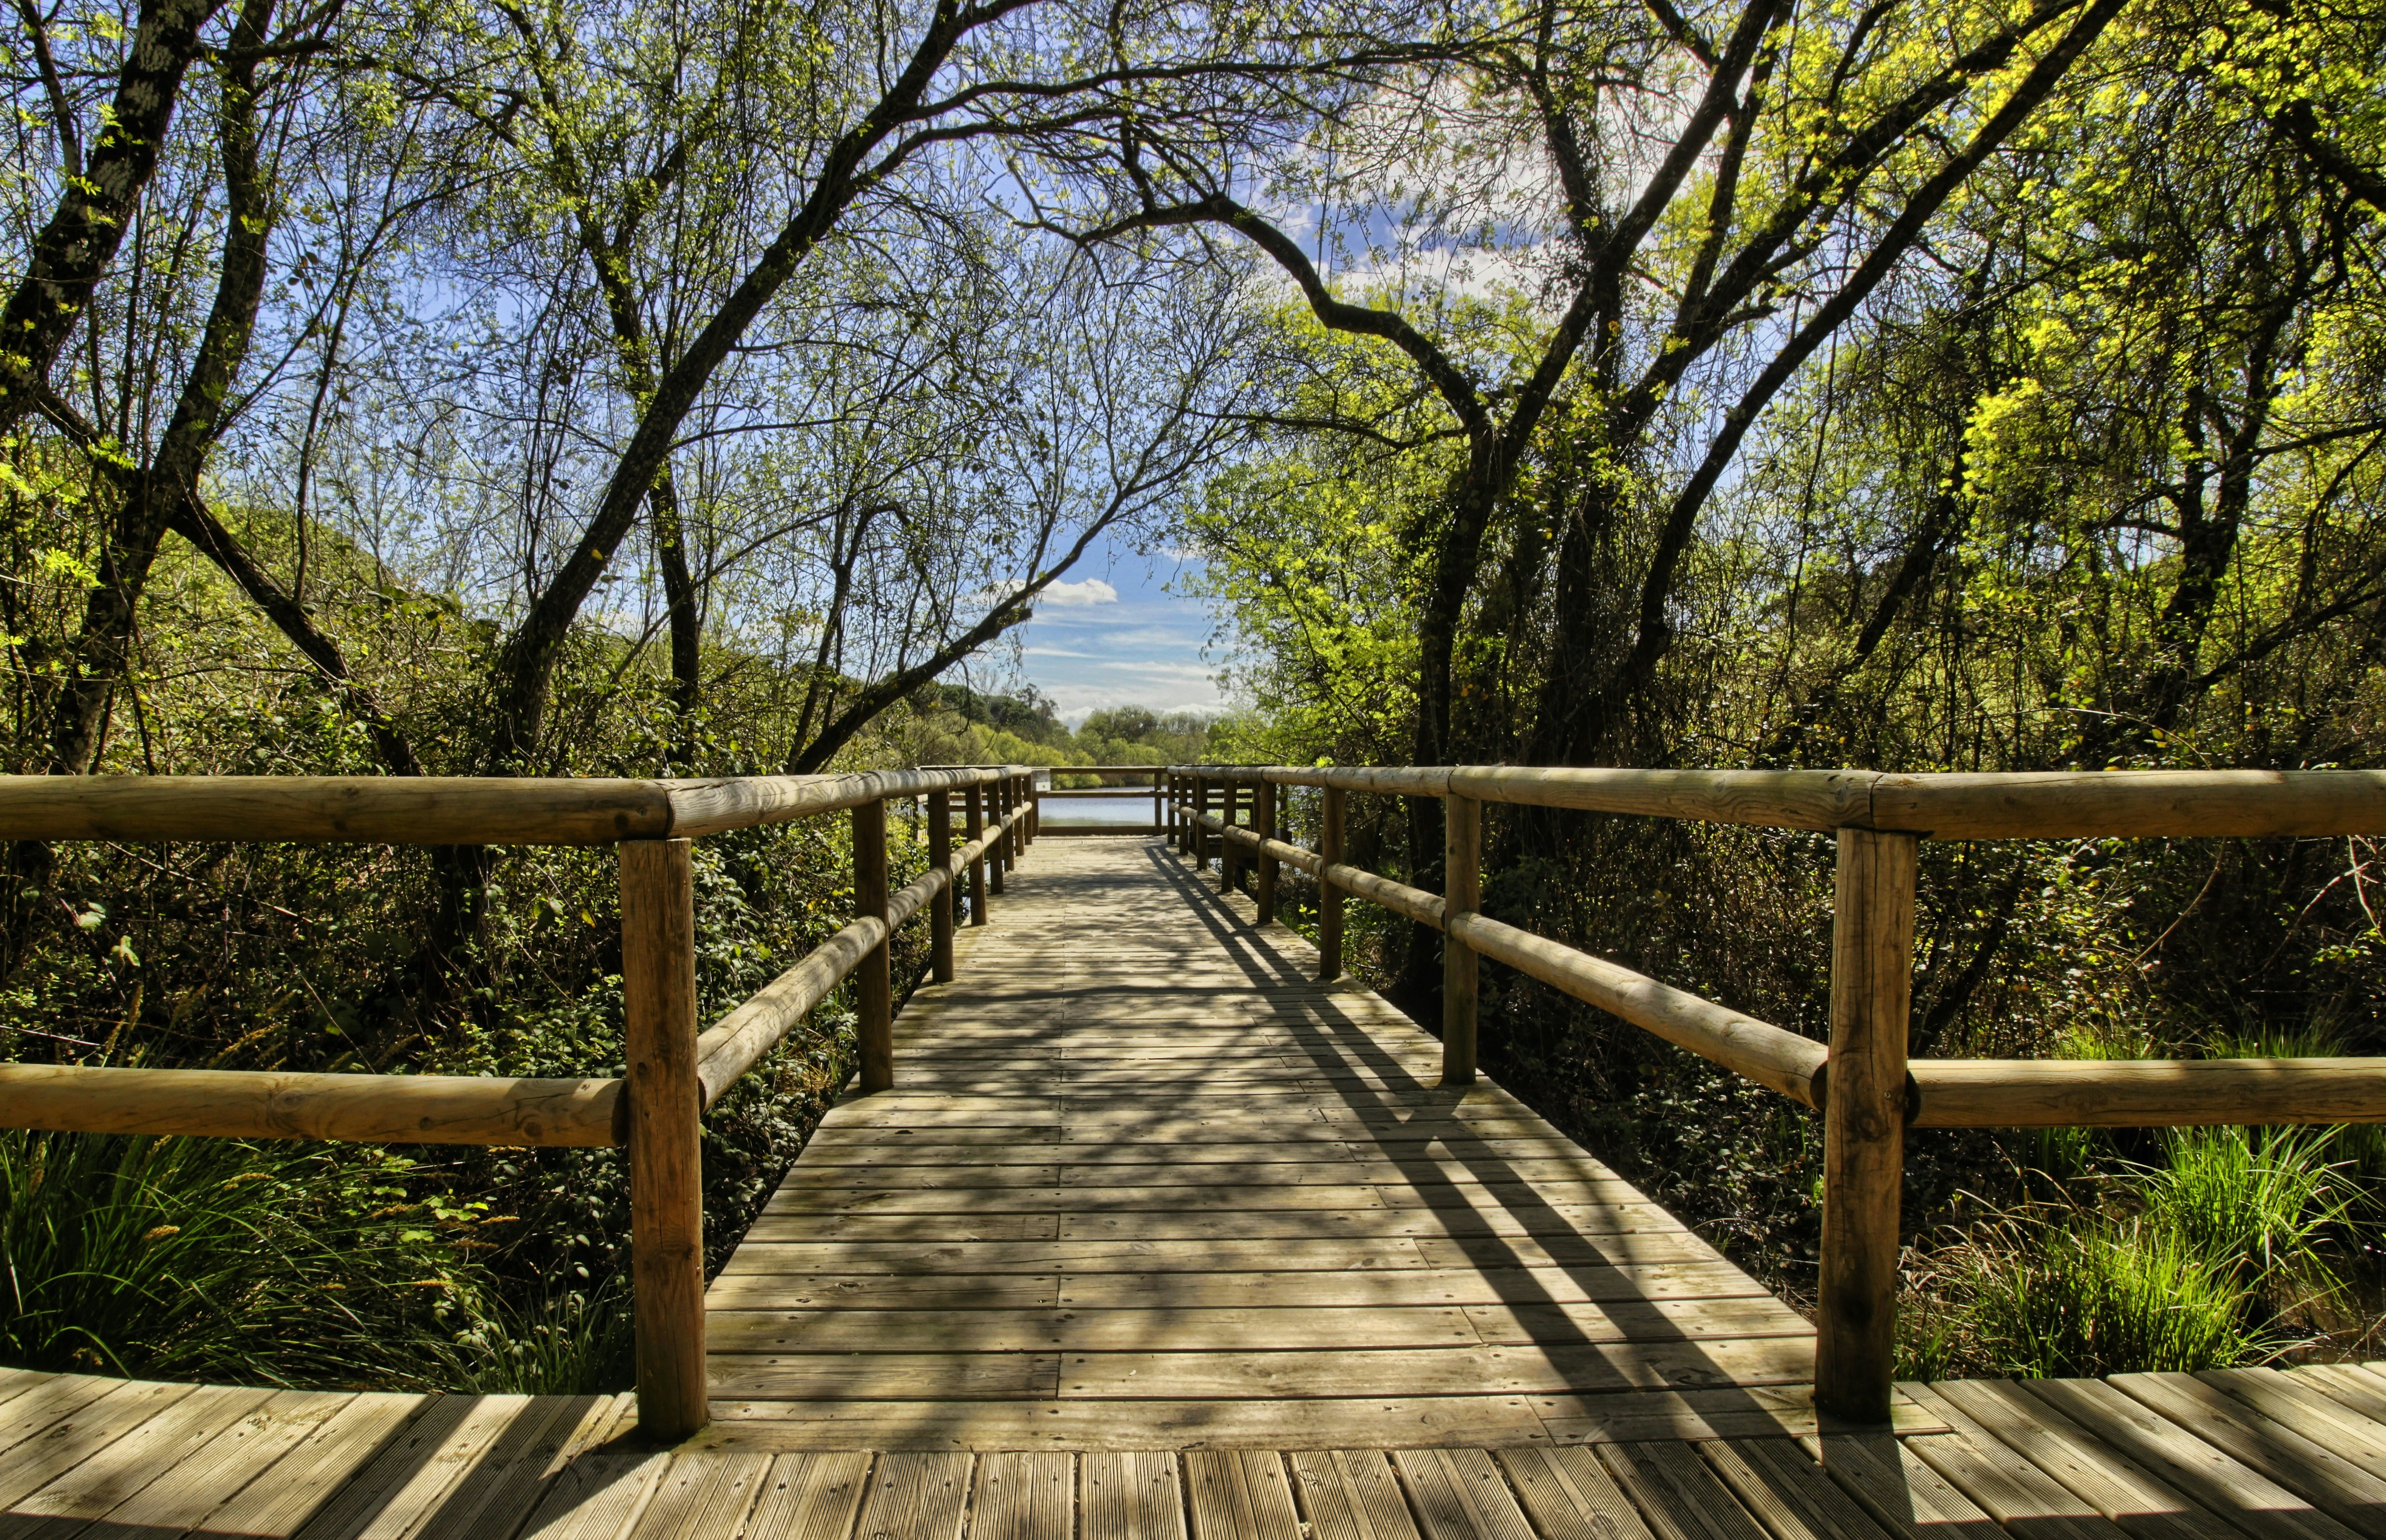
left=1039, top=578, right=1118, bottom=608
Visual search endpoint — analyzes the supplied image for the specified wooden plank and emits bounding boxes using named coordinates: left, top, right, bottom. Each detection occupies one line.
left=203, top=1393, right=435, bottom=1540
left=412, top=1394, right=611, bottom=1540
left=2293, top=1367, right=2386, bottom=1428
left=1051, top=1263, right=1772, bottom=1310
left=1466, top=1298, right=1812, bottom=1344
left=0, top=1380, right=202, bottom=1511
left=1083, top=1453, right=1187, bottom=1540
left=1699, top=1437, right=1891, bottom=1540
left=1538, top=1386, right=1946, bottom=1446
left=1048, top=1202, right=1684, bottom=1242
left=1496, top=1447, right=1655, bottom=1540
left=742, top=1452, right=873, bottom=1540
left=2027, top=1377, right=2361, bottom=1540
left=853, top=1452, right=972, bottom=1540
left=0, top=1383, right=273, bottom=1538
left=1594, top=1441, right=1772, bottom=1540
left=741, top=1212, right=1060, bottom=1241
left=709, top=1353, right=1060, bottom=1400
left=1925, top=1380, right=2245, bottom=1540
left=1394, top=1448, right=1537, bottom=1540
left=292, top=1395, right=539, bottom=1540
left=971, top=1453, right=1074, bottom=1540
left=1411, top=1232, right=1726, bottom=1270
left=515, top=1452, right=671, bottom=1540
left=716, top=1238, right=1439, bottom=1275
left=703, top=1395, right=1551, bottom=1450
left=1184, top=1452, right=1301, bottom=1540
left=0, top=1376, right=123, bottom=1464
left=75, top=1388, right=355, bottom=1540
left=1055, top=1337, right=1815, bottom=1398
left=705, top=1274, right=1061, bottom=1311
left=707, top=1306, right=1476, bottom=1354
left=1287, top=1450, right=1420, bottom=1540
left=1800, top=1434, right=2003, bottom=1540
left=622, top=1452, right=771, bottom=1540
left=2104, top=1372, right=2386, bottom=1539
left=1893, top=1383, right=2128, bottom=1540
left=2243, top=1371, right=2386, bottom=1462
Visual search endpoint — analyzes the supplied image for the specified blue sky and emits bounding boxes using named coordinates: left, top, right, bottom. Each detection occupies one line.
left=997, top=531, right=1230, bottom=724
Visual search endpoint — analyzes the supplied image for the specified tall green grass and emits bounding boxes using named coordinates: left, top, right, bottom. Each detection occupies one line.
left=1902, top=1115, right=2353, bottom=1379
left=0, top=1130, right=628, bottom=1392
left=2137, top=1126, right=2349, bottom=1298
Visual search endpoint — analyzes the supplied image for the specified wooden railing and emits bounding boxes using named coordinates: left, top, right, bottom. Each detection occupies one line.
left=1163, top=763, right=2386, bottom=1423
left=0, top=764, right=1044, bottom=1441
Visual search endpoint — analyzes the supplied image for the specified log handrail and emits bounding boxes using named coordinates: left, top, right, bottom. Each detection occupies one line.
left=1188, top=764, right=2386, bottom=839
left=0, top=766, right=1016, bottom=846
left=1170, top=760, right=2386, bottom=1428
left=0, top=761, right=1039, bottom=1443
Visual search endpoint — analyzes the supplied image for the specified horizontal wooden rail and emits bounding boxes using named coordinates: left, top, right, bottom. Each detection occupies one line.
left=1449, top=912, right=1826, bottom=1105
left=1909, top=1057, right=2386, bottom=1127
left=0, top=766, right=1020, bottom=847
left=663, top=768, right=1009, bottom=838
left=1197, top=812, right=1821, bottom=1102
left=1186, top=764, right=2386, bottom=840
left=0, top=1063, right=622, bottom=1145
left=692, top=806, right=1024, bottom=1106
left=1193, top=796, right=2386, bottom=1127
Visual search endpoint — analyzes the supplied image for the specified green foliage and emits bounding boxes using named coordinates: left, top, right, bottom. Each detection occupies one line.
left=1909, top=1219, right=2279, bottom=1381
left=429, top=1279, right=634, bottom=1396
left=2136, top=1127, right=2351, bottom=1299
left=0, top=1132, right=480, bottom=1385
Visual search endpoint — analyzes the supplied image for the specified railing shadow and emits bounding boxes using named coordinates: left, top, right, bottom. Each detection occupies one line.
left=1134, top=838, right=1813, bottom=1407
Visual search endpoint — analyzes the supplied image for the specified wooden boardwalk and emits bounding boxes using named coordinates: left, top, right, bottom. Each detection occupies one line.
left=12, top=1363, right=2386, bottom=1538
left=703, top=835, right=1834, bottom=1450
left=16, top=835, right=2386, bottom=1535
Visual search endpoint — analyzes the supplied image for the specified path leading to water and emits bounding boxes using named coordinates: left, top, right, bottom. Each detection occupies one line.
left=702, top=835, right=1842, bottom=1450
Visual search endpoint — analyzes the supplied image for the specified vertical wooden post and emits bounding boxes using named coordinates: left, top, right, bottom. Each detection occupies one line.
left=1441, top=795, right=1482, bottom=1087
left=1002, top=775, right=1018, bottom=868
left=1194, top=777, right=1211, bottom=871
left=1255, top=777, right=1277, bottom=924
left=1222, top=780, right=1243, bottom=893
left=989, top=777, right=1008, bottom=895
left=1817, top=827, right=1916, bottom=1424
left=622, top=837, right=706, bottom=1441
left=1319, top=786, right=1345, bottom=983
left=928, top=790, right=954, bottom=983
left=854, top=798, right=893, bottom=1094
left=1152, top=773, right=1162, bottom=836
left=966, top=782, right=988, bottom=924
